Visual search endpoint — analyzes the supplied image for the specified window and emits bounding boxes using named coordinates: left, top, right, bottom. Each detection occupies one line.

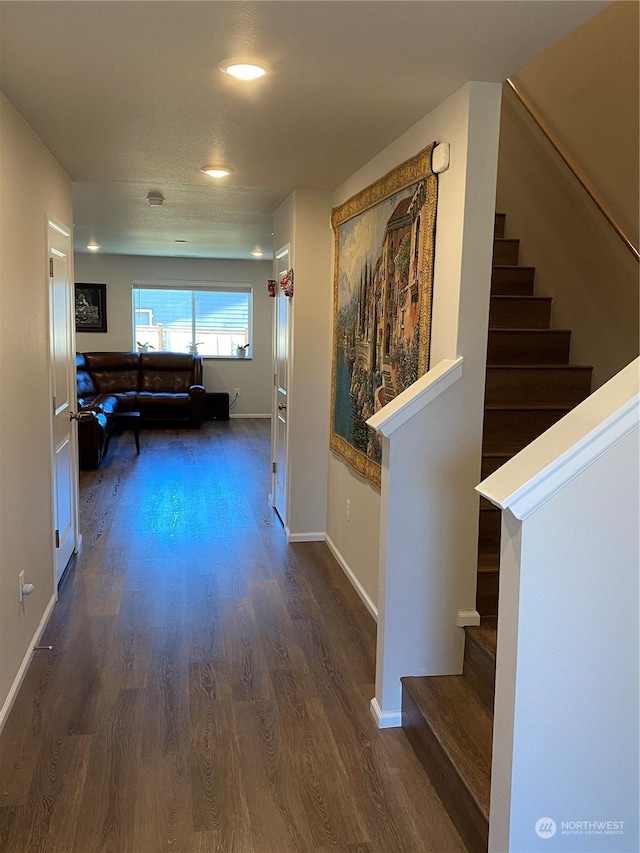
left=132, top=281, right=252, bottom=357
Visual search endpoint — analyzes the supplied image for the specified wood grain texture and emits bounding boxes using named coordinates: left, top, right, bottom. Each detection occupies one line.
left=0, top=420, right=464, bottom=852
left=488, top=294, right=552, bottom=329
left=463, top=624, right=497, bottom=714
left=490, top=265, right=535, bottom=296
left=487, top=328, right=572, bottom=364
left=402, top=676, right=493, bottom=853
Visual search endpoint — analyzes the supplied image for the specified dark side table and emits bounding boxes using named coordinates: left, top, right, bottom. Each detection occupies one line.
left=104, top=411, right=141, bottom=458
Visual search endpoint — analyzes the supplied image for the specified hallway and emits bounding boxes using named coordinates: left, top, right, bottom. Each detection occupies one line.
left=0, top=420, right=464, bottom=852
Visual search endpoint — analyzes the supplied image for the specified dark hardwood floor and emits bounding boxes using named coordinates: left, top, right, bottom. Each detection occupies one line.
left=0, top=420, right=464, bottom=852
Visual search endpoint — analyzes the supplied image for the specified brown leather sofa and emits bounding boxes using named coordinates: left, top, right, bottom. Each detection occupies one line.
left=76, top=351, right=205, bottom=468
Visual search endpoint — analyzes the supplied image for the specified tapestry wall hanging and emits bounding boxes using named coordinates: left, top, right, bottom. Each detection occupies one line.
left=330, top=143, right=438, bottom=488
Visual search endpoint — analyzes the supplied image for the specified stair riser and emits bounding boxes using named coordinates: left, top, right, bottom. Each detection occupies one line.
left=479, top=510, right=501, bottom=548
left=493, top=239, right=520, bottom=266
left=489, top=297, right=551, bottom=329
left=481, top=454, right=511, bottom=478
left=477, top=568, right=499, bottom=618
left=402, top=688, right=489, bottom=853
left=487, top=330, right=571, bottom=365
left=491, top=266, right=535, bottom=296
left=483, top=408, right=572, bottom=453
left=485, top=367, right=592, bottom=406
left=477, top=593, right=499, bottom=619
left=494, top=213, right=506, bottom=239
left=464, top=634, right=496, bottom=714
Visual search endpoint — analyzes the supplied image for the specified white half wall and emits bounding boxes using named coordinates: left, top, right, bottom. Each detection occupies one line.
left=478, top=360, right=640, bottom=853
left=0, top=93, right=72, bottom=714
left=74, top=254, right=274, bottom=415
left=506, top=432, right=639, bottom=852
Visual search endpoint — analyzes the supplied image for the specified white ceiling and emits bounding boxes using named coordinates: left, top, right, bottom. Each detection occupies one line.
left=0, top=1, right=608, bottom=260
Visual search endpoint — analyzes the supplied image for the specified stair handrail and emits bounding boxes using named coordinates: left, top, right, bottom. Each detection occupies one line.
left=506, top=77, right=639, bottom=263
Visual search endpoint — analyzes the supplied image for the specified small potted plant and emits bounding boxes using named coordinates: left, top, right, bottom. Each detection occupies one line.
left=188, top=341, right=203, bottom=354
left=236, top=344, right=250, bottom=358
left=137, top=342, right=155, bottom=352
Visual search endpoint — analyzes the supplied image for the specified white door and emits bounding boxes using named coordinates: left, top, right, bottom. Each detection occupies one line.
left=272, top=245, right=290, bottom=524
left=48, top=217, right=79, bottom=588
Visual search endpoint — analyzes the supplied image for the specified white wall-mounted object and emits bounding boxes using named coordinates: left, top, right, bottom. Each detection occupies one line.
left=432, top=141, right=450, bottom=173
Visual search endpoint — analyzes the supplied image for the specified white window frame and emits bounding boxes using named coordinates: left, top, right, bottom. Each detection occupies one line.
left=131, top=280, right=253, bottom=359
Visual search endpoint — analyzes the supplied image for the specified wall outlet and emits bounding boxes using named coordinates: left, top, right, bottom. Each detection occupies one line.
left=234, top=387, right=240, bottom=397
left=346, top=499, right=351, bottom=522
left=19, top=570, right=24, bottom=603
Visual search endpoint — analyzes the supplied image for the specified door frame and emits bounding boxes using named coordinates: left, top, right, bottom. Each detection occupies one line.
left=47, top=214, right=80, bottom=594
left=271, top=243, right=292, bottom=526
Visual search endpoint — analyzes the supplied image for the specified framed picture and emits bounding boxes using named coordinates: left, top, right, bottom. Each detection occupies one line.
left=330, top=143, right=438, bottom=488
left=75, top=282, right=107, bottom=333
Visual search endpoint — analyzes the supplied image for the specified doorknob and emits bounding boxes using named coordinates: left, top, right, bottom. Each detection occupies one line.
left=278, top=403, right=287, bottom=410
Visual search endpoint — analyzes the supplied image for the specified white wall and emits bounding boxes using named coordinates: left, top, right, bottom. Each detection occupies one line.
left=0, top=93, right=73, bottom=715
left=497, top=1, right=639, bottom=389
left=511, top=0, right=638, bottom=242
left=327, top=82, right=502, bottom=612
left=74, top=254, right=273, bottom=415
left=281, top=191, right=333, bottom=539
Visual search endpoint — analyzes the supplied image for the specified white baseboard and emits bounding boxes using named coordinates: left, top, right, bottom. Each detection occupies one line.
left=370, top=697, right=402, bottom=729
left=324, top=534, right=378, bottom=622
left=0, top=593, right=56, bottom=734
left=287, top=531, right=325, bottom=543
left=229, top=413, right=271, bottom=419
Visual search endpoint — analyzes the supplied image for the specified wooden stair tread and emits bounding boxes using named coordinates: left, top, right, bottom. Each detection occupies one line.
left=485, top=402, right=573, bottom=411
left=463, top=622, right=497, bottom=715
left=490, top=294, right=548, bottom=301
left=488, top=327, right=572, bottom=334
left=486, top=363, right=592, bottom=370
left=492, top=264, right=535, bottom=272
left=465, top=621, right=497, bottom=661
left=477, top=549, right=499, bottom=572
left=402, top=675, right=493, bottom=819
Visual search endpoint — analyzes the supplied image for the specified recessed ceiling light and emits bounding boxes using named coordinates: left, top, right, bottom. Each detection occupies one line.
left=200, top=165, right=233, bottom=178
left=218, top=58, right=271, bottom=80
left=87, top=243, right=100, bottom=251
left=251, top=249, right=264, bottom=257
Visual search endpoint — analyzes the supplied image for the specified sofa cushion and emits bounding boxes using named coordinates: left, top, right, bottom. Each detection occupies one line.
left=140, top=352, right=195, bottom=371
left=112, top=391, right=138, bottom=411
left=136, top=392, right=191, bottom=409
left=139, top=352, right=197, bottom=393
left=84, top=352, right=140, bottom=394
left=77, top=394, right=120, bottom=415
left=76, top=354, right=97, bottom=397
left=140, top=370, right=194, bottom=393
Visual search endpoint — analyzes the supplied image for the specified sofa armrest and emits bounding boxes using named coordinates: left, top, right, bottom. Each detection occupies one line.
left=189, top=384, right=205, bottom=426
left=76, top=409, right=108, bottom=469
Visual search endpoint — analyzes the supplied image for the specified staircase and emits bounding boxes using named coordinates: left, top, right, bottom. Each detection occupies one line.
left=401, top=213, right=593, bottom=852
